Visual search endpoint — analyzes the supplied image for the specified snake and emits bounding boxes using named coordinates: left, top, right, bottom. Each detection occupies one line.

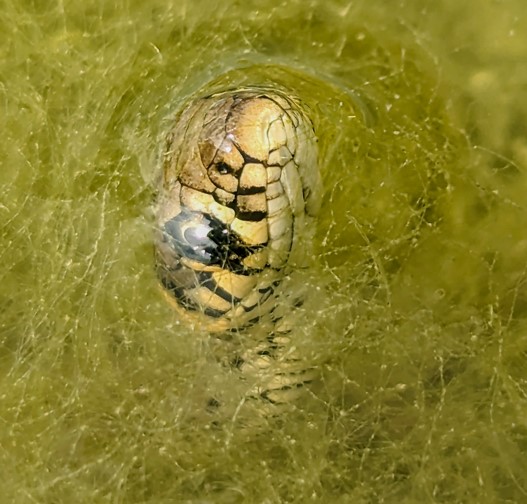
left=154, top=86, right=322, bottom=406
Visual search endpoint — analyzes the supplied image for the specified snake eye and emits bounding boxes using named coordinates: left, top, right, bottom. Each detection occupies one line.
left=215, top=161, right=233, bottom=175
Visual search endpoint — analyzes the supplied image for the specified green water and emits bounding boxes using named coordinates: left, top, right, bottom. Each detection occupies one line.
left=2, top=0, right=527, bottom=502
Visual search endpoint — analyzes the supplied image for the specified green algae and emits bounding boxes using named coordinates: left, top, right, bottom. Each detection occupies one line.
left=1, top=0, right=527, bottom=502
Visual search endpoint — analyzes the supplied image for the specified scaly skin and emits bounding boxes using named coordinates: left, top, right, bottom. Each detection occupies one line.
left=155, top=87, right=322, bottom=405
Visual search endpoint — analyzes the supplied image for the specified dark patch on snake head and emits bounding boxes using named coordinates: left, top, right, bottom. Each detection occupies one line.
left=162, top=208, right=263, bottom=274
left=162, top=209, right=219, bottom=264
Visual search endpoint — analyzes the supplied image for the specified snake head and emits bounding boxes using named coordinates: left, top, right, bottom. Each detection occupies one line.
left=154, top=87, right=321, bottom=330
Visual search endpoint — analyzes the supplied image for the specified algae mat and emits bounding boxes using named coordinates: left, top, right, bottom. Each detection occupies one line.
left=1, top=0, right=527, bottom=502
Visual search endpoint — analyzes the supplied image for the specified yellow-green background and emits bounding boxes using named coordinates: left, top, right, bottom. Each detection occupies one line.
left=2, top=0, right=527, bottom=502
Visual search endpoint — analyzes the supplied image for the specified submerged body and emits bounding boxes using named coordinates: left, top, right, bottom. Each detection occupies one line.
left=155, top=88, right=322, bottom=334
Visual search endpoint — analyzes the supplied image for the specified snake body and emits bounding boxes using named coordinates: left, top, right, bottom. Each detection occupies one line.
left=154, top=87, right=321, bottom=404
